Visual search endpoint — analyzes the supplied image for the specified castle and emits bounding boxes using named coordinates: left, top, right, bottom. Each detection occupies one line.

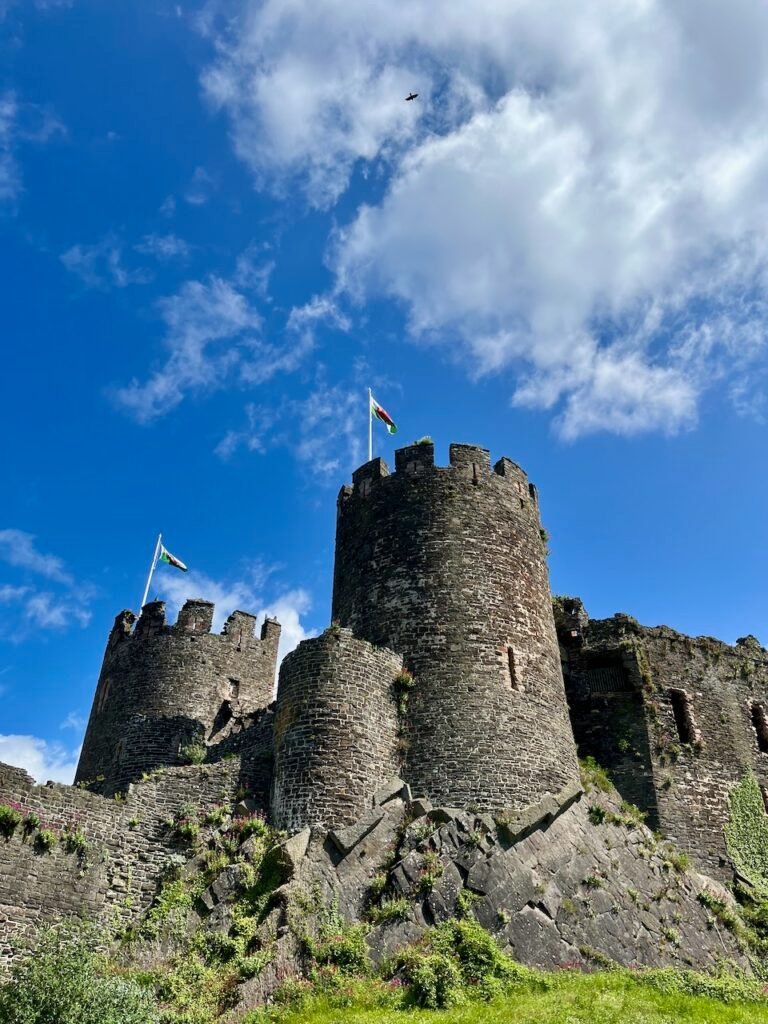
left=1, top=440, right=767, bottom=971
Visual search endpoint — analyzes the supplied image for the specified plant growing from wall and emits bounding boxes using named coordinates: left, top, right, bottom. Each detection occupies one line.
left=179, top=740, right=207, bottom=765
left=392, top=669, right=415, bottom=717
left=0, top=803, right=22, bottom=839
left=34, top=828, right=58, bottom=853
left=724, top=772, right=768, bottom=899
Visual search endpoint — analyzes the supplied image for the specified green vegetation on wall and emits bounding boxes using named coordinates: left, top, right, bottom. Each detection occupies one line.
left=724, top=772, right=768, bottom=898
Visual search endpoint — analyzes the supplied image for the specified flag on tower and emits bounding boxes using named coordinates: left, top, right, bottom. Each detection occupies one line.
left=159, top=545, right=188, bottom=572
left=370, top=394, right=398, bottom=435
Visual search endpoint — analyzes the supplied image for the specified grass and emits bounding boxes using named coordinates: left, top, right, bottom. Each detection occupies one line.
left=246, top=970, right=768, bottom=1024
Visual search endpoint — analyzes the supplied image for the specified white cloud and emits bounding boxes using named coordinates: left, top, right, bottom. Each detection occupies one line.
left=135, top=233, right=192, bottom=261
left=0, top=529, right=93, bottom=636
left=0, top=92, right=21, bottom=203
left=157, top=567, right=313, bottom=670
left=184, top=165, right=215, bottom=205
left=202, top=0, right=768, bottom=436
left=0, top=734, right=80, bottom=785
left=61, top=236, right=152, bottom=289
left=0, top=528, right=71, bottom=582
left=113, top=274, right=262, bottom=422
left=114, top=258, right=323, bottom=423
left=216, top=375, right=364, bottom=475
left=60, top=711, right=86, bottom=732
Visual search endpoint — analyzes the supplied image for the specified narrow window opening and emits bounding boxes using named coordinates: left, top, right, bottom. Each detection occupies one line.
left=508, top=647, right=520, bottom=690
left=669, top=688, right=700, bottom=746
left=472, top=462, right=479, bottom=485
left=751, top=703, right=768, bottom=754
left=229, top=678, right=240, bottom=701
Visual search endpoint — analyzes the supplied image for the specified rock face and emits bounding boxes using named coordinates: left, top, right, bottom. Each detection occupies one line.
left=203, top=780, right=748, bottom=1016
left=332, top=443, right=579, bottom=812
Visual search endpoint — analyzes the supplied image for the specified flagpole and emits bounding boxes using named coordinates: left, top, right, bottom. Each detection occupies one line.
left=140, top=533, right=162, bottom=611
left=367, top=388, right=373, bottom=463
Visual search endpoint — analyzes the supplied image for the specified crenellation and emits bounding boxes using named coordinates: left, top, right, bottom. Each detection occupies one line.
left=175, top=598, right=214, bottom=633
left=3, top=437, right=767, bottom=973
left=134, top=600, right=166, bottom=636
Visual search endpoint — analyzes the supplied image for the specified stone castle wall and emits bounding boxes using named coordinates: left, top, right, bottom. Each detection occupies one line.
left=75, top=600, right=280, bottom=796
left=332, top=442, right=579, bottom=812
left=561, top=608, right=768, bottom=877
left=272, top=629, right=403, bottom=833
left=0, top=757, right=248, bottom=966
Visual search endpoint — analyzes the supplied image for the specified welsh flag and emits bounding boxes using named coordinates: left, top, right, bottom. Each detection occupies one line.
left=370, top=394, right=397, bottom=435
left=159, top=545, right=188, bottom=572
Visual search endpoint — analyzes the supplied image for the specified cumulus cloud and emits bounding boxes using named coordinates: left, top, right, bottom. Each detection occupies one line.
left=0, top=529, right=71, bottom=583
left=0, top=734, right=80, bottom=785
left=157, top=566, right=313, bottom=673
left=184, top=165, right=215, bottom=205
left=203, top=0, right=768, bottom=437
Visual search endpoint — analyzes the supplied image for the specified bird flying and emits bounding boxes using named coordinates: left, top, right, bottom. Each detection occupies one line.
left=405, top=92, right=418, bottom=101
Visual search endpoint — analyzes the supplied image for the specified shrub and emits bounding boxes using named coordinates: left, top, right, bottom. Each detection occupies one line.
left=0, top=804, right=22, bottom=839
left=394, top=920, right=538, bottom=1008
left=63, top=827, right=89, bottom=858
left=179, top=740, right=207, bottom=765
left=231, top=813, right=268, bottom=841
left=579, top=757, right=611, bottom=793
left=22, top=813, right=39, bottom=835
left=367, top=898, right=411, bottom=924
left=34, top=829, right=58, bottom=853
left=0, top=922, right=160, bottom=1024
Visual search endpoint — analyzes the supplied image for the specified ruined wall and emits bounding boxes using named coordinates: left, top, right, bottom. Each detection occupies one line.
left=561, top=608, right=768, bottom=878
left=272, top=629, right=403, bottom=833
left=76, top=600, right=281, bottom=795
left=332, top=442, right=579, bottom=812
left=0, top=757, right=247, bottom=966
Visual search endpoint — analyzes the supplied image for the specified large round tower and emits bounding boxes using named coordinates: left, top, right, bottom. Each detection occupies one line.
left=75, top=599, right=281, bottom=796
left=332, top=441, right=579, bottom=812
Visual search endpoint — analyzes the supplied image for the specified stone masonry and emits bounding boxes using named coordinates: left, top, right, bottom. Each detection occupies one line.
left=558, top=600, right=768, bottom=878
left=76, top=600, right=281, bottom=796
left=272, top=628, right=403, bottom=833
left=332, top=442, right=580, bottom=811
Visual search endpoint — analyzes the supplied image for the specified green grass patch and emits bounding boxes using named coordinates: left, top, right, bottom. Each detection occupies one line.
left=245, top=968, right=768, bottom=1023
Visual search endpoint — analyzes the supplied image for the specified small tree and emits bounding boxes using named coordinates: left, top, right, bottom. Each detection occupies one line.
left=0, top=922, right=159, bottom=1024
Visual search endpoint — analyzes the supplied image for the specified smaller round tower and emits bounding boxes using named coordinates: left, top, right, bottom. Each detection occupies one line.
left=271, top=628, right=403, bottom=833
left=75, top=599, right=281, bottom=795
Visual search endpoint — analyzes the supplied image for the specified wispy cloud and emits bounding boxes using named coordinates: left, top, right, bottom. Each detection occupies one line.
left=113, top=253, right=322, bottom=423
left=0, top=529, right=93, bottom=638
left=0, top=92, right=21, bottom=204
left=184, top=165, right=215, bottom=206
left=0, top=734, right=80, bottom=785
left=0, top=529, right=71, bottom=583
left=135, top=233, right=192, bottom=262
left=61, top=235, right=152, bottom=289
left=60, top=711, right=86, bottom=732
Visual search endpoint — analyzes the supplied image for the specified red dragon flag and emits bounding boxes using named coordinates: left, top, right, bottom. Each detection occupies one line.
left=370, top=393, right=398, bottom=435
left=159, top=544, right=188, bottom=572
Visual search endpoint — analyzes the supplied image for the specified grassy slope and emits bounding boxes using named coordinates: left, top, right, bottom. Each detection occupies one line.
left=254, top=973, right=768, bottom=1024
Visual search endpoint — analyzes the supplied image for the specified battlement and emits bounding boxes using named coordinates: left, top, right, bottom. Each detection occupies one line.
left=108, top=600, right=279, bottom=648
left=339, top=441, right=536, bottom=506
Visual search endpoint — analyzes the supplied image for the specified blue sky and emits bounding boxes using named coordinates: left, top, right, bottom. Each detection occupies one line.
left=2, top=0, right=767, bottom=783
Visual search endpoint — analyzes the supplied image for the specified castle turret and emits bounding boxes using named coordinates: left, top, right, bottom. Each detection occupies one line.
left=75, top=599, right=281, bottom=795
left=272, top=628, right=403, bottom=833
left=332, top=442, right=579, bottom=812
